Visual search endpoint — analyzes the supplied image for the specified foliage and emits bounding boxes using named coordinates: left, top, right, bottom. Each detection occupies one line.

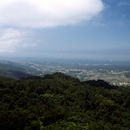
left=0, top=73, right=130, bottom=130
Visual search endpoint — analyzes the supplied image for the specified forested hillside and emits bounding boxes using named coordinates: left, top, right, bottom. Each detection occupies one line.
left=0, top=61, right=32, bottom=79
left=0, top=73, right=130, bottom=130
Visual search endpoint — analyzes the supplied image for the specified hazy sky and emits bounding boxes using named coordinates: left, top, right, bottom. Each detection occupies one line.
left=0, top=0, right=130, bottom=61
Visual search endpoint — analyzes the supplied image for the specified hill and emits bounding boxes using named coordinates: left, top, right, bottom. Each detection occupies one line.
left=0, top=61, right=32, bottom=79
left=0, top=73, right=130, bottom=130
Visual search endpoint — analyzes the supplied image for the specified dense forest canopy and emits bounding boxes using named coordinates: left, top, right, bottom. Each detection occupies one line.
left=0, top=73, right=130, bottom=130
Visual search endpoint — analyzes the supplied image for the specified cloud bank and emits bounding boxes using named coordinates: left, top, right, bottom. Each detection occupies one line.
left=0, top=0, right=104, bottom=53
left=0, top=0, right=104, bottom=28
left=0, top=28, right=37, bottom=53
left=0, top=29, right=23, bottom=53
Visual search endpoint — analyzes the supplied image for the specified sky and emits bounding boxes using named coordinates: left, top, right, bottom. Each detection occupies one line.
left=0, top=0, right=130, bottom=61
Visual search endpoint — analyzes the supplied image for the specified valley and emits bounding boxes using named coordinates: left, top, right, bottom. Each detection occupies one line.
left=0, top=60, right=130, bottom=86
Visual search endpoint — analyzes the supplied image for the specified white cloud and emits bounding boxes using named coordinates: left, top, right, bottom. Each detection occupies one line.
left=0, top=28, right=37, bottom=53
left=0, top=28, right=23, bottom=53
left=0, top=0, right=104, bottom=28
